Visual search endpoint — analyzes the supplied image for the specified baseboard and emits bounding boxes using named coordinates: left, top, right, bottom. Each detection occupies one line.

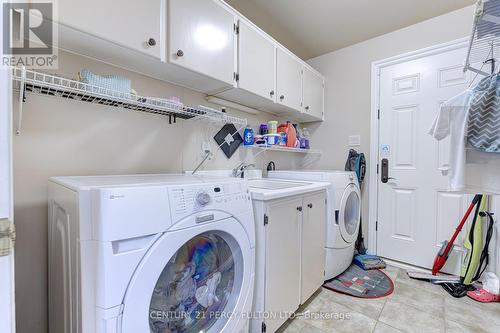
left=382, top=258, right=431, bottom=273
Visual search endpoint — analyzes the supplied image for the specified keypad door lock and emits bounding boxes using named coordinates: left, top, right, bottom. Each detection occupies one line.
left=381, top=158, right=389, bottom=183
left=381, top=158, right=396, bottom=183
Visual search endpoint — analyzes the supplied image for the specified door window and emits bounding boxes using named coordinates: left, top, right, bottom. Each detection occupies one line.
left=344, top=189, right=360, bottom=236
left=149, top=232, right=239, bottom=333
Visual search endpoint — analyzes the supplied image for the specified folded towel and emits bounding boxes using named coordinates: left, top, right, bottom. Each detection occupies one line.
left=78, top=69, right=132, bottom=97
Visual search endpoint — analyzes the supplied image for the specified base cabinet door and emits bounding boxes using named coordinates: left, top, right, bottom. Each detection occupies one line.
left=301, top=192, right=326, bottom=303
left=168, top=0, right=236, bottom=86
left=302, top=67, right=324, bottom=121
left=265, top=198, right=302, bottom=333
left=59, top=0, right=163, bottom=59
left=276, top=48, right=303, bottom=111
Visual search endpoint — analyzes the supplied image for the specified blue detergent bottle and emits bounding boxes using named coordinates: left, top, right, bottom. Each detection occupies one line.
left=243, top=126, right=254, bottom=145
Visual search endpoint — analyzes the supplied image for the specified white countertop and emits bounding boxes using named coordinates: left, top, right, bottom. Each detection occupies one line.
left=247, top=179, right=329, bottom=201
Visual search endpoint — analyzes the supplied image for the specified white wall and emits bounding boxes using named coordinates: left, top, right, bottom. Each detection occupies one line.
left=306, top=5, right=476, bottom=245
left=12, top=50, right=311, bottom=333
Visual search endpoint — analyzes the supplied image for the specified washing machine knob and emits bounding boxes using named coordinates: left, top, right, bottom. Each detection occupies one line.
left=196, top=192, right=211, bottom=206
left=349, top=174, right=355, bottom=181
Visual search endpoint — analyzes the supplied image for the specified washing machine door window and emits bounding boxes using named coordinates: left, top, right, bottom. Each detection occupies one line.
left=339, top=184, right=361, bottom=244
left=121, top=217, right=251, bottom=333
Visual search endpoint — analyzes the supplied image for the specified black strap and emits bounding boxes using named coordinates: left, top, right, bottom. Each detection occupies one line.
left=472, top=212, right=495, bottom=282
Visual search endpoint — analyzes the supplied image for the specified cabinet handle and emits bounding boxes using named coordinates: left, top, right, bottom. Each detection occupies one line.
left=147, top=38, right=156, bottom=47
left=305, top=106, right=310, bottom=111
left=270, top=90, right=275, bottom=96
left=307, top=203, right=313, bottom=208
left=297, top=206, right=302, bottom=212
left=280, top=95, right=285, bottom=101
left=176, top=49, right=184, bottom=57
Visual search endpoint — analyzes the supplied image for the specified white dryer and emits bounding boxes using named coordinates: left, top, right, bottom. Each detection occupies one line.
left=268, top=171, right=361, bottom=280
left=48, top=174, right=255, bottom=333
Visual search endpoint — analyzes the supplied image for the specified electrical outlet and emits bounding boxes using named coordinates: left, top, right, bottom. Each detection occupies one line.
left=202, top=141, right=212, bottom=154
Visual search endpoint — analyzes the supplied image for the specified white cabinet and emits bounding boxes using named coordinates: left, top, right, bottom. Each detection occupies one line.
left=300, top=192, right=326, bottom=303
left=302, top=66, right=325, bottom=121
left=59, top=0, right=163, bottom=59
left=276, top=48, right=303, bottom=111
left=168, top=0, right=236, bottom=86
left=214, top=19, right=276, bottom=110
left=237, top=20, right=275, bottom=102
left=253, top=190, right=326, bottom=333
left=265, top=197, right=302, bottom=333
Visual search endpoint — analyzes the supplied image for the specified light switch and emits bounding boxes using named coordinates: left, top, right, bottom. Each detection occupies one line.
left=348, top=135, right=361, bottom=147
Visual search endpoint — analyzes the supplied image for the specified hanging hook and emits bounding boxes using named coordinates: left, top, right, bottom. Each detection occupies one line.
left=16, top=66, right=27, bottom=135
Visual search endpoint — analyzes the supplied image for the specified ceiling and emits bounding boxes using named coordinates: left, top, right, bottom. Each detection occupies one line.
left=225, top=0, right=475, bottom=60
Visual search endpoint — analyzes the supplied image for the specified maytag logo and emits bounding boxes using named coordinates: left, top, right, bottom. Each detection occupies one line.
left=2, top=0, right=58, bottom=68
left=109, top=195, right=125, bottom=200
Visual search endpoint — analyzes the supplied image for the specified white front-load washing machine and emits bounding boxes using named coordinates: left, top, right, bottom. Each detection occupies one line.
left=48, top=174, right=255, bottom=333
left=268, top=171, right=361, bottom=280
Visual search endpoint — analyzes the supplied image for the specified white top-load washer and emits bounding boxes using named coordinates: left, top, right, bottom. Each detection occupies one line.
left=268, top=171, right=361, bottom=280
left=48, top=174, right=255, bottom=333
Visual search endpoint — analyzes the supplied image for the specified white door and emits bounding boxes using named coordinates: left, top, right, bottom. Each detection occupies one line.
left=168, top=0, right=235, bottom=86
left=276, top=48, right=303, bottom=111
left=121, top=217, right=253, bottom=333
left=377, top=46, right=472, bottom=272
left=0, top=66, right=15, bottom=332
left=59, top=0, right=164, bottom=59
left=237, top=20, right=275, bottom=101
left=265, top=197, right=301, bottom=333
left=300, top=193, right=325, bottom=304
left=302, top=67, right=324, bottom=121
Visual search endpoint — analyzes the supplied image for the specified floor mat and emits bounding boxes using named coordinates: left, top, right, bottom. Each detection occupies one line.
left=323, top=264, right=394, bottom=298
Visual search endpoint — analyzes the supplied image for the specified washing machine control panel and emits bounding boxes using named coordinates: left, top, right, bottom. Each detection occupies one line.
left=168, top=182, right=251, bottom=221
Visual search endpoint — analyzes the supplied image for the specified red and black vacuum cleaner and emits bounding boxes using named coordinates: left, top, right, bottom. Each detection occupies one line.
left=432, top=194, right=482, bottom=275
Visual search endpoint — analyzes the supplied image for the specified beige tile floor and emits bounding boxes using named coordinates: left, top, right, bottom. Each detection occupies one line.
left=277, top=266, right=500, bottom=333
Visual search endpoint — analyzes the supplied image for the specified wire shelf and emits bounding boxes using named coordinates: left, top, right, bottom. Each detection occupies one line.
left=465, top=0, right=500, bottom=75
left=243, top=145, right=322, bottom=154
left=11, top=67, right=247, bottom=134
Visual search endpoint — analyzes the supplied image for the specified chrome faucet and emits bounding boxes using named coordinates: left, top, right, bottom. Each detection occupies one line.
left=232, top=162, right=255, bottom=178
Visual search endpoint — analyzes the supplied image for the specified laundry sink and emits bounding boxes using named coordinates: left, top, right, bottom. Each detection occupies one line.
left=246, top=179, right=312, bottom=190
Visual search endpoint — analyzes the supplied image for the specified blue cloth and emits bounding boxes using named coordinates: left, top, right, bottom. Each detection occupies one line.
left=468, top=74, right=500, bottom=153
left=79, top=69, right=131, bottom=96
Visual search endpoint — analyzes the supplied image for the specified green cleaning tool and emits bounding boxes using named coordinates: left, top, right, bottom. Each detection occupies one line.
left=442, top=195, right=490, bottom=297
left=461, top=195, right=488, bottom=285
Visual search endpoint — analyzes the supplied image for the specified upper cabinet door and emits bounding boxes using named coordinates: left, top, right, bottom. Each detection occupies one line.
left=237, top=20, right=275, bottom=101
left=276, top=48, right=303, bottom=111
left=168, top=0, right=236, bottom=86
left=59, top=0, right=163, bottom=59
left=303, top=67, right=325, bottom=120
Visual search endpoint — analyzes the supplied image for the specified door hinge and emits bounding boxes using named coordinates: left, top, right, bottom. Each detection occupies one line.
left=375, top=221, right=378, bottom=231
left=377, top=108, right=380, bottom=119
left=0, top=218, right=16, bottom=257
left=234, top=72, right=239, bottom=82
left=234, top=23, right=239, bottom=34
left=262, top=322, right=267, bottom=333
left=264, top=214, right=269, bottom=226
left=376, top=163, right=379, bottom=174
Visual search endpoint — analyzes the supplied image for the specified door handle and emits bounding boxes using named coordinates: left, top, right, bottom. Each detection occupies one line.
left=297, top=206, right=302, bottom=212
left=307, top=203, right=313, bottom=208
